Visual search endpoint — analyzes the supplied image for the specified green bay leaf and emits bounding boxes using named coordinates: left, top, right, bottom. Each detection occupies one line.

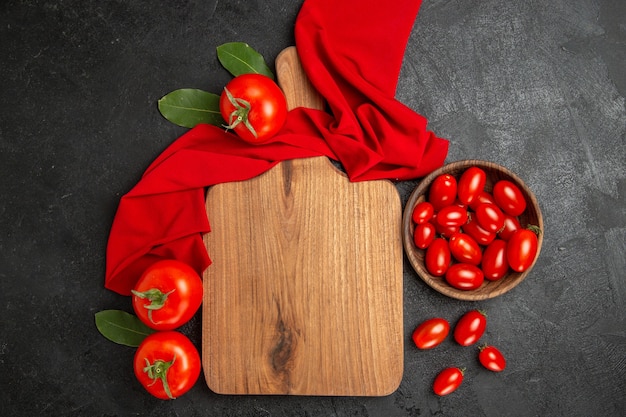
left=158, top=88, right=223, bottom=128
left=217, top=42, right=274, bottom=79
left=95, top=309, right=155, bottom=347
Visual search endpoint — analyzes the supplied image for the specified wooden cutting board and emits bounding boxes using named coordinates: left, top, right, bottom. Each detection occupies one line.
left=202, top=46, right=403, bottom=396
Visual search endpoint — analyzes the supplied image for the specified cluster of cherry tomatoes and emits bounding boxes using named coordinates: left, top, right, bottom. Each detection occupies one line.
left=412, top=310, right=506, bottom=396
left=130, top=260, right=204, bottom=400
left=412, top=166, right=540, bottom=290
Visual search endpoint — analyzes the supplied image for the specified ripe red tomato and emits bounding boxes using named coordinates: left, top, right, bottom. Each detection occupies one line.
left=469, top=191, right=497, bottom=211
left=425, top=238, right=451, bottom=276
left=498, top=214, right=521, bottom=241
left=134, top=331, right=201, bottom=399
left=412, top=201, right=434, bottom=225
left=462, top=216, right=496, bottom=246
left=433, top=367, right=464, bottom=396
left=506, top=228, right=539, bottom=272
left=219, top=73, right=288, bottom=144
left=475, top=203, right=505, bottom=233
left=433, top=217, right=460, bottom=238
left=412, top=318, right=450, bottom=349
left=453, top=310, right=486, bottom=346
left=479, top=345, right=506, bottom=372
left=414, top=222, right=436, bottom=249
left=493, top=180, right=527, bottom=216
left=457, top=166, right=487, bottom=205
left=481, top=239, right=509, bottom=280
left=436, top=205, right=468, bottom=227
left=448, top=232, right=482, bottom=265
left=132, top=260, right=203, bottom=330
left=428, top=174, right=457, bottom=210
left=445, top=263, right=484, bottom=290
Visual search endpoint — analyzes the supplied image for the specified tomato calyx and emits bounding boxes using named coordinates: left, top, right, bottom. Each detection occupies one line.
left=222, top=87, right=257, bottom=138
left=143, top=355, right=177, bottom=399
left=131, top=288, right=176, bottom=323
left=526, top=224, right=542, bottom=236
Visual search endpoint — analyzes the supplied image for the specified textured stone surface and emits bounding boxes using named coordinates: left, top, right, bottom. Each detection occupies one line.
left=1, top=0, right=624, bottom=416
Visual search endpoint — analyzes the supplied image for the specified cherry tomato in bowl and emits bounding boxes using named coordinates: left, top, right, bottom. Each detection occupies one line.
left=506, top=227, right=540, bottom=272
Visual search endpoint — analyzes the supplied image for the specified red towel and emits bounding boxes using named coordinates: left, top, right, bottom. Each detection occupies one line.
left=105, top=0, right=449, bottom=295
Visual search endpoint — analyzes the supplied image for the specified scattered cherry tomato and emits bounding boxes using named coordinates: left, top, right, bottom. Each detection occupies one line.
left=429, top=174, right=457, bottom=210
left=462, top=216, right=496, bottom=246
left=414, top=222, right=436, bottom=249
left=493, top=180, right=527, bottom=216
left=453, top=310, right=487, bottom=346
left=412, top=318, right=450, bottom=349
left=134, top=331, right=201, bottom=400
left=448, top=232, right=482, bottom=265
left=506, top=228, right=539, bottom=272
left=498, top=214, right=521, bottom=241
left=436, top=205, right=468, bottom=227
left=457, top=166, right=487, bottom=205
left=433, top=367, right=464, bottom=396
left=132, top=260, right=203, bottom=331
left=445, top=263, right=484, bottom=290
left=474, top=203, right=505, bottom=233
left=220, top=73, right=288, bottom=144
left=425, top=238, right=451, bottom=276
left=412, top=201, right=434, bottom=225
left=481, top=239, right=509, bottom=280
left=478, top=345, right=506, bottom=372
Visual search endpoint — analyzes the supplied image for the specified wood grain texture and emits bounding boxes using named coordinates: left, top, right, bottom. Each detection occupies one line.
left=202, top=47, right=403, bottom=396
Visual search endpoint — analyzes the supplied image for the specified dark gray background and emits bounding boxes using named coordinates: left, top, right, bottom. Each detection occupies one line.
left=1, top=0, right=624, bottom=416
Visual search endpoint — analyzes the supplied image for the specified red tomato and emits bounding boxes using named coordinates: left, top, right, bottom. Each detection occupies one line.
left=481, top=239, right=509, bottom=281
left=469, top=191, right=497, bottom=211
left=479, top=345, right=506, bottom=372
left=414, top=222, right=436, bottom=249
left=433, top=217, right=460, bottom=239
left=448, top=232, right=482, bottom=265
left=132, top=260, right=203, bottom=331
left=453, top=310, right=487, bottom=346
left=507, top=228, right=539, bottom=272
left=445, top=263, right=484, bottom=290
left=134, top=331, right=201, bottom=399
left=433, top=367, right=464, bottom=396
left=412, top=201, right=434, bottom=225
left=428, top=174, right=457, bottom=210
left=425, top=238, right=451, bottom=276
left=457, top=167, right=487, bottom=205
left=493, top=180, right=527, bottom=216
left=462, top=216, right=496, bottom=246
left=475, top=203, right=505, bottom=233
left=499, top=214, right=521, bottom=241
left=412, top=318, right=450, bottom=349
left=220, top=74, right=288, bottom=144
left=436, top=205, right=468, bottom=227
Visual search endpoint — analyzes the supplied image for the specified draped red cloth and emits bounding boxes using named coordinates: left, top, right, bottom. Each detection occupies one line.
left=105, top=0, right=448, bottom=295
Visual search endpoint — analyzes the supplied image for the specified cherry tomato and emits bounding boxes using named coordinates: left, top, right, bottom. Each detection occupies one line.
left=412, top=318, right=450, bottom=349
left=462, top=216, right=496, bottom=246
left=507, top=228, right=539, bottom=272
left=412, top=201, right=434, bottom=225
left=132, top=260, right=203, bottom=331
left=428, top=174, right=457, bottom=210
left=134, top=331, right=201, bottom=399
left=425, top=238, right=451, bottom=276
left=448, top=232, right=482, bottom=265
left=479, top=345, right=506, bottom=372
left=445, top=263, right=484, bottom=290
left=493, top=180, right=527, bottom=216
left=457, top=167, right=487, bottom=205
left=481, top=239, right=509, bottom=280
left=220, top=73, right=288, bottom=144
left=433, top=367, right=464, bottom=396
left=436, top=205, right=468, bottom=227
left=469, top=191, right=497, bottom=211
left=414, top=222, right=436, bottom=249
left=498, top=214, right=521, bottom=241
left=433, top=217, right=460, bottom=239
left=453, top=310, right=487, bottom=346
left=474, top=203, right=505, bottom=233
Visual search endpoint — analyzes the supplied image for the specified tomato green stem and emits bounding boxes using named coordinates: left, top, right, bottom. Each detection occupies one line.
left=131, top=288, right=175, bottom=323
left=143, top=355, right=176, bottom=399
left=222, top=87, right=258, bottom=138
